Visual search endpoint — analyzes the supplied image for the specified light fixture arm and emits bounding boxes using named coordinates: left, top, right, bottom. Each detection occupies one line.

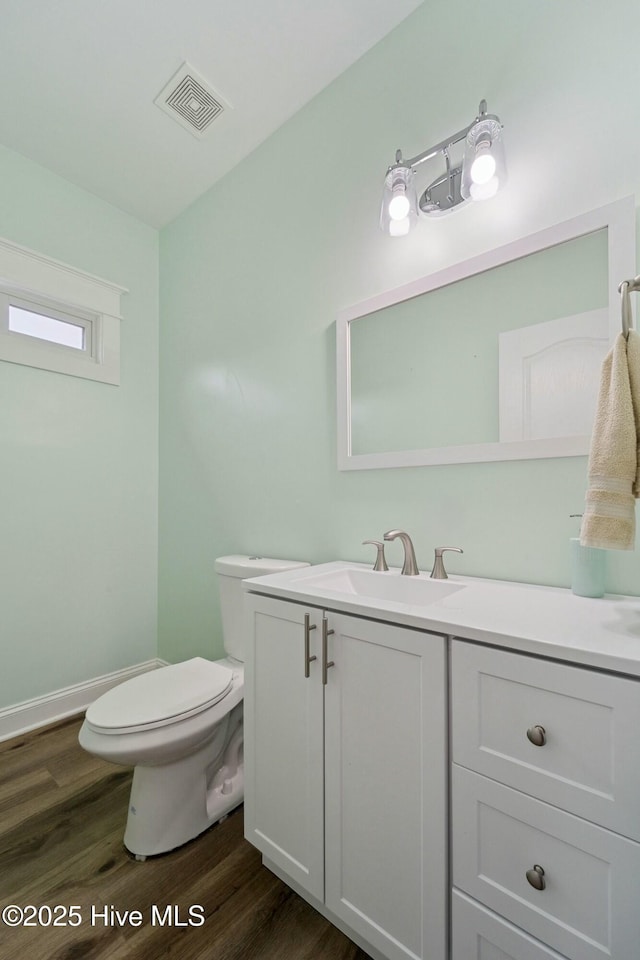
left=443, top=148, right=454, bottom=205
left=401, top=122, right=473, bottom=170
left=400, top=100, right=490, bottom=171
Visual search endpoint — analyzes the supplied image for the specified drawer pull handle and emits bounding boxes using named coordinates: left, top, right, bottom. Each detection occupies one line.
left=526, top=724, right=546, bottom=747
left=525, top=864, right=546, bottom=891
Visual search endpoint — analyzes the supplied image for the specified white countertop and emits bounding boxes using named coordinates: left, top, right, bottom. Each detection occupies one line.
left=243, top=561, right=640, bottom=678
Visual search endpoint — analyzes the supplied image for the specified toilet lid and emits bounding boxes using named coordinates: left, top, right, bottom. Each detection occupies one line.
left=86, top=658, right=234, bottom=730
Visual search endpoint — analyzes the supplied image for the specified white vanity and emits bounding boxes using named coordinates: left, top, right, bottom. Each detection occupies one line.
left=242, top=561, right=640, bottom=960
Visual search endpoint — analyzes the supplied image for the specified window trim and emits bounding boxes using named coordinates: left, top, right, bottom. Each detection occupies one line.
left=0, top=236, right=126, bottom=385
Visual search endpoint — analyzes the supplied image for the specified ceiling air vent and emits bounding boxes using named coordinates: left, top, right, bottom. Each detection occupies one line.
left=154, top=62, right=230, bottom=139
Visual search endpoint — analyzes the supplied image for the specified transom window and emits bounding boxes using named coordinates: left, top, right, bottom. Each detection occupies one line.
left=0, top=234, right=126, bottom=385
left=5, top=295, right=93, bottom=354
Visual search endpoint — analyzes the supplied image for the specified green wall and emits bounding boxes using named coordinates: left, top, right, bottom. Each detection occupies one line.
left=0, top=145, right=159, bottom=708
left=3, top=0, right=637, bottom=695
left=158, top=0, right=640, bottom=663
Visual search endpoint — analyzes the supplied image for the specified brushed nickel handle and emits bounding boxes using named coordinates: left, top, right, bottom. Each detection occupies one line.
left=526, top=724, right=547, bottom=747
left=304, top=613, right=317, bottom=678
left=525, top=864, right=546, bottom=891
left=430, top=546, right=464, bottom=580
left=362, top=540, right=388, bottom=572
left=322, top=616, right=335, bottom=685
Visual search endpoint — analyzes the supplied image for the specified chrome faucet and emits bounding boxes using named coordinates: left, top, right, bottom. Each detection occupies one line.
left=383, top=530, right=420, bottom=576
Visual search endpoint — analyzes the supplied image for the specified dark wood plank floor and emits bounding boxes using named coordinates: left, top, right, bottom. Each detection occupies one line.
left=0, top=716, right=372, bottom=960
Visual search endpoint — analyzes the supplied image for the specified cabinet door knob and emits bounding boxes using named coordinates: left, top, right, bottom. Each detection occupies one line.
left=525, top=864, right=546, bottom=891
left=526, top=724, right=546, bottom=747
left=304, top=613, right=317, bottom=678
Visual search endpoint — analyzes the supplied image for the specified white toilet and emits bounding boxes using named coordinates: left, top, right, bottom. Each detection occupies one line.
left=78, top=555, right=308, bottom=858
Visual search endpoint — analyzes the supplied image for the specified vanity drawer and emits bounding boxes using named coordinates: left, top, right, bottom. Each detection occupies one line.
left=452, top=890, right=569, bottom=960
left=451, top=640, right=640, bottom=839
left=452, top=766, right=640, bottom=960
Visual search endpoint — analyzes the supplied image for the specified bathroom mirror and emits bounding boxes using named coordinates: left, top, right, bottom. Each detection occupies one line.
left=337, top=197, right=636, bottom=469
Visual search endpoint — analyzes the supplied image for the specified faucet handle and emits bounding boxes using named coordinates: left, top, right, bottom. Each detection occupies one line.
left=362, top=540, right=389, bottom=572
left=430, top=546, right=463, bottom=580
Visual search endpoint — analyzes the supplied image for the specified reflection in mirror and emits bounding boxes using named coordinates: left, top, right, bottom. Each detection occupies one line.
left=351, top=231, right=607, bottom=454
left=337, top=197, right=636, bottom=469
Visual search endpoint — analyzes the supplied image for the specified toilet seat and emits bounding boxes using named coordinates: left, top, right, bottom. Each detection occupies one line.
left=85, top=657, right=233, bottom=734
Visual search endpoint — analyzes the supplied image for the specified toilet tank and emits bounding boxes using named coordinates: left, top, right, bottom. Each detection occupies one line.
left=214, top=555, right=309, bottom=662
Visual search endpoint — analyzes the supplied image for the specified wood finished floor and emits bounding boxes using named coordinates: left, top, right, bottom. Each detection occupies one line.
left=0, top=716, right=372, bottom=960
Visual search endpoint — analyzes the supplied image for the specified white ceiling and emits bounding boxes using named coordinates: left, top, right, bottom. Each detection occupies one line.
left=0, top=0, right=422, bottom=228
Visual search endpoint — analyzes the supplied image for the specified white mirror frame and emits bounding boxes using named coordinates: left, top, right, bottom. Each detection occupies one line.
left=337, top=196, right=636, bottom=470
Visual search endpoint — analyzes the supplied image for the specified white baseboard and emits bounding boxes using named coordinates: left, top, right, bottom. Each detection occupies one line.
left=0, top=659, right=169, bottom=743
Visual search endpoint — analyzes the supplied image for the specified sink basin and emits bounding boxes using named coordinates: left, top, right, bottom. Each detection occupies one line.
left=291, top=567, right=465, bottom=606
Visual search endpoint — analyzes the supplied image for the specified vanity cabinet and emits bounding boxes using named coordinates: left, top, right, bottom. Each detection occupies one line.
left=242, top=561, right=640, bottom=959
left=244, top=593, right=448, bottom=960
left=450, top=640, right=640, bottom=960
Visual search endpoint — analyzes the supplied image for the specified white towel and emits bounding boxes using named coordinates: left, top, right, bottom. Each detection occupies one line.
left=580, top=331, right=640, bottom=550
left=628, top=330, right=640, bottom=495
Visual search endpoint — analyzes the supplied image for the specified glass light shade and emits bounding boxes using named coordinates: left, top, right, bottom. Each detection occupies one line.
left=470, top=148, right=496, bottom=185
left=380, top=163, right=418, bottom=236
left=389, top=190, right=411, bottom=220
left=460, top=117, right=507, bottom=202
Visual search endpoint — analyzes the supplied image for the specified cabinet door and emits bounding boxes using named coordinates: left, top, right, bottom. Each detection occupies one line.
left=244, top=594, right=324, bottom=900
left=324, top=613, right=447, bottom=960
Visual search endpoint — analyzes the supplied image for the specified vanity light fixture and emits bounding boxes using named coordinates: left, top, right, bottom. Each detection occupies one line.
left=379, top=99, right=507, bottom=237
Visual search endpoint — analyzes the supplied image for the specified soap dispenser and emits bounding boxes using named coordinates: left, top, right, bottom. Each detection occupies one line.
left=569, top=514, right=606, bottom=598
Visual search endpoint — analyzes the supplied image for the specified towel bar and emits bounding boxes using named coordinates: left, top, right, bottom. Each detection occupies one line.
left=617, top=275, right=640, bottom=338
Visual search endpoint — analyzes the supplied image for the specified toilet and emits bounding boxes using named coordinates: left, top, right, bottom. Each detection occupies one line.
left=78, top=555, right=308, bottom=858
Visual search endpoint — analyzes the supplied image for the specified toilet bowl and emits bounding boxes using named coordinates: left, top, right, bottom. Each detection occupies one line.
left=79, top=656, right=244, bottom=857
left=78, top=554, right=308, bottom=858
